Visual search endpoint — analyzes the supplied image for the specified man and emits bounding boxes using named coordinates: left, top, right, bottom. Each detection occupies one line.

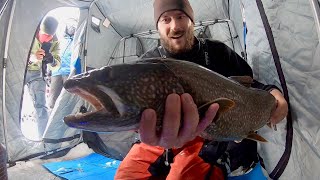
left=115, top=0, right=288, bottom=179
left=25, top=16, right=60, bottom=137
left=48, top=18, right=78, bottom=109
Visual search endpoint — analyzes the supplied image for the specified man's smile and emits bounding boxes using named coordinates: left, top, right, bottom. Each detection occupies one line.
left=170, top=34, right=183, bottom=39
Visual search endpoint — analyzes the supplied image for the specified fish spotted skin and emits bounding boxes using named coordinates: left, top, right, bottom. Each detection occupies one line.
left=63, top=58, right=277, bottom=142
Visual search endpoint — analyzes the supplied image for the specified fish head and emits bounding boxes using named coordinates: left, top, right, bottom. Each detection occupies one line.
left=63, top=60, right=181, bottom=132
left=63, top=64, right=146, bottom=132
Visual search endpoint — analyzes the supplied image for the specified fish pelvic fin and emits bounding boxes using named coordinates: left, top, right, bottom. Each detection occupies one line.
left=198, top=98, right=235, bottom=122
left=246, top=132, right=268, bottom=142
left=228, top=76, right=253, bottom=88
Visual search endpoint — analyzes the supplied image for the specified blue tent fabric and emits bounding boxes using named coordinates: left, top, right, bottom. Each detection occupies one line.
left=43, top=153, right=121, bottom=180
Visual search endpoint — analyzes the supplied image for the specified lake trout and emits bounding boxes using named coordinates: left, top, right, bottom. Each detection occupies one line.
left=63, top=58, right=277, bottom=142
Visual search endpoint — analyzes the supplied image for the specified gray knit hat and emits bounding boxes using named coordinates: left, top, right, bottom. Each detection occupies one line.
left=153, top=0, right=194, bottom=28
left=40, top=16, right=58, bottom=35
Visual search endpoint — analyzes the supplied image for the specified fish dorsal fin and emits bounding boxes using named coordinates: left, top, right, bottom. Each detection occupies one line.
left=198, top=98, right=235, bottom=122
left=228, top=76, right=253, bottom=88
left=246, top=132, right=268, bottom=142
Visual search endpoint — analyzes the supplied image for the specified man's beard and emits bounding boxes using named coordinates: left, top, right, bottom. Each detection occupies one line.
left=160, top=26, right=195, bottom=55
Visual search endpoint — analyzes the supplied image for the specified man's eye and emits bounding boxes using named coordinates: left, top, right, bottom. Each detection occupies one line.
left=161, top=18, right=170, bottom=23
left=178, top=15, right=186, bottom=19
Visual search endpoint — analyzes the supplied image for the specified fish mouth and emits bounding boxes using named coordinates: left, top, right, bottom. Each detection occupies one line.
left=67, top=86, right=106, bottom=112
left=63, top=79, right=119, bottom=128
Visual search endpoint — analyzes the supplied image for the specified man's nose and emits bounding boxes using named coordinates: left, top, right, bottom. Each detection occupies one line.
left=170, top=19, right=182, bottom=32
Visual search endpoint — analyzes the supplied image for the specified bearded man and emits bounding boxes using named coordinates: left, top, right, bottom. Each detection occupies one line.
left=115, top=0, right=288, bottom=179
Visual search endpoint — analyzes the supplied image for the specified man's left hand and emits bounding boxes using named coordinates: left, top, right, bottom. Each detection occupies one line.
left=269, top=89, right=288, bottom=125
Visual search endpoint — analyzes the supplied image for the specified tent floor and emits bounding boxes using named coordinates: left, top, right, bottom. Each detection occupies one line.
left=7, top=143, right=94, bottom=180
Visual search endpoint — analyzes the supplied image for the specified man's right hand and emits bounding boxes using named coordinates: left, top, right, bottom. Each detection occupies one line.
left=139, top=93, right=219, bottom=149
left=35, top=49, right=45, bottom=61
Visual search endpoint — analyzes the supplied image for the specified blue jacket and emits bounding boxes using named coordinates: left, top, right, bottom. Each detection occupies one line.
left=52, top=35, right=73, bottom=76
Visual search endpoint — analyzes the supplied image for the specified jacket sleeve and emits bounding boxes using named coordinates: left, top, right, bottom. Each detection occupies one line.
left=217, top=41, right=280, bottom=92
left=29, top=38, right=41, bottom=62
left=252, top=80, right=281, bottom=92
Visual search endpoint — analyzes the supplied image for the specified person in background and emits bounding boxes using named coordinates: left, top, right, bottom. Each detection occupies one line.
left=48, top=18, right=78, bottom=109
left=25, top=16, right=60, bottom=137
left=115, top=0, right=288, bottom=179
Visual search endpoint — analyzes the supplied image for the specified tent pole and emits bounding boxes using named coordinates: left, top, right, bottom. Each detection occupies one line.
left=107, top=37, right=123, bottom=66
left=84, top=0, right=99, bottom=72
left=0, top=0, right=10, bottom=18
left=309, top=0, right=320, bottom=41
left=2, top=0, right=16, bottom=163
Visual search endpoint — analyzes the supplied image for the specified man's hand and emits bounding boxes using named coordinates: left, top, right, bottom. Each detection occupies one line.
left=35, top=49, right=45, bottom=61
left=269, top=89, right=288, bottom=125
left=139, top=93, right=219, bottom=149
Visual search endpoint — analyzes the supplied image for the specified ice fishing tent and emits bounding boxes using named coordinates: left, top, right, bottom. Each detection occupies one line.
left=1, top=0, right=320, bottom=179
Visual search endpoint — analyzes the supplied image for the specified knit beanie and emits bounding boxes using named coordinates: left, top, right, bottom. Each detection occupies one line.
left=40, top=16, right=58, bottom=35
left=153, top=0, right=194, bottom=28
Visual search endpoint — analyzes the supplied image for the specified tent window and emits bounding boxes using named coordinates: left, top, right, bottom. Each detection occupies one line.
left=91, top=16, right=101, bottom=33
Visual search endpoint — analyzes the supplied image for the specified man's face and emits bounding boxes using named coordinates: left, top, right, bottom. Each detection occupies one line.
left=66, top=25, right=76, bottom=36
left=157, top=10, right=194, bottom=54
left=38, top=30, right=54, bottom=43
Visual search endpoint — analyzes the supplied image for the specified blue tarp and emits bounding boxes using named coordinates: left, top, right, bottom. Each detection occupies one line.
left=43, top=153, right=121, bottom=180
left=43, top=152, right=267, bottom=180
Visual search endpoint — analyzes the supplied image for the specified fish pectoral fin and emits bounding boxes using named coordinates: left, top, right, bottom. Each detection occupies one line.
left=198, top=98, right=235, bottom=122
left=199, top=98, right=235, bottom=113
left=246, top=132, right=268, bottom=142
left=228, top=76, right=253, bottom=88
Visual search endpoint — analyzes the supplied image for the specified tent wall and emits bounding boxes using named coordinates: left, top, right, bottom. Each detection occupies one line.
left=107, top=37, right=145, bottom=65
left=207, top=22, right=244, bottom=57
left=71, top=9, right=88, bottom=75
left=95, top=0, right=155, bottom=37
left=0, top=0, right=13, bottom=147
left=243, top=0, right=320, bottom=179
left=85, top=2, right=122, bottom=68
left=92, top=0, right=245, bottom=66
